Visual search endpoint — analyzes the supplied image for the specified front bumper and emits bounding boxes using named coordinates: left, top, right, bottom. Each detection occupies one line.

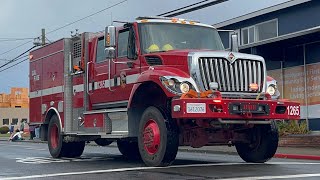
left=171, top=98, right=300, bottom=120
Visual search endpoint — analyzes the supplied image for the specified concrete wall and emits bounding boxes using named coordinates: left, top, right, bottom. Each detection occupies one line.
left=0, top=108, right=29, bottom=130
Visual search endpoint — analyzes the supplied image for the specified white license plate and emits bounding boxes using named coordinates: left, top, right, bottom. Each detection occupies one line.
left=186, top=103, right=206, bottom=113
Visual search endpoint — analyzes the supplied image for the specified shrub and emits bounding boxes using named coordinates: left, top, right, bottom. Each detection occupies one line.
left=0, top=126, right=9, bottom=134
left=277, top=120, right=309, bottom=136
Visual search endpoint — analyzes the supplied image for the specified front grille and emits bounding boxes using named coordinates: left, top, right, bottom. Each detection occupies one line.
left=198, top=57, right=264, bottom=92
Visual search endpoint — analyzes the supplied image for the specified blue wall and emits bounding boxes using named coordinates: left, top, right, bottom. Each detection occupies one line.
left=219, top=1, right=320, bottom=48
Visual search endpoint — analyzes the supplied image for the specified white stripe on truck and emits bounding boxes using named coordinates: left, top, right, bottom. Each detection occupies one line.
left=29, top=74, right=139, bottom=99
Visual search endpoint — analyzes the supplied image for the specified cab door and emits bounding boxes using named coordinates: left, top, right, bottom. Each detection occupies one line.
left=89, top=37, right=116, bottom=109
left=89, top=26, right=140, bottom=109
left=112, top=27, right=140, bottom=103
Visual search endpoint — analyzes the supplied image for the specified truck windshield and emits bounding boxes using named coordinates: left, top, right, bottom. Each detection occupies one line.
left=139, top=23, right=225, bottom=54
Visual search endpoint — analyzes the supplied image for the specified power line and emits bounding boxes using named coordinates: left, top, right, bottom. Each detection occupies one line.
left=0, top=58, right=29, bottom=73
left=0, top=46, right=36, bottom=69
left=46, top=0, right=128, bottom=35
left=0, top=41, right=32, bottom=57
left=159, top=0, right=229, bottom=17
left=0, top=0, right=128, bottom=58
left=158, top=0, right=211, bottom=16
left=0, top=38, right=34, bottom=43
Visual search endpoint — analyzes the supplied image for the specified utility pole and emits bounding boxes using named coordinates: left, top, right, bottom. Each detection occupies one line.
left=41, top=28, right=46, bottom=46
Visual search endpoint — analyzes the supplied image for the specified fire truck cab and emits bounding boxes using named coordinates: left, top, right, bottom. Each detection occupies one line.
left=29, top=16, right=300, bottom=167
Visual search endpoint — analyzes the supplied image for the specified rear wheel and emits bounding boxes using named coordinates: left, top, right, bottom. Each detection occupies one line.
left=95, top=139, right=113, bottom=146
left=235, top=122, right=279, bottom=163
left=64, top=141, right=85, bottom=158
left=117, top=139, right=141, bottom=160
left=138, top=107, right=179, bottom=167
left=48, top=115, right=68, bottom=158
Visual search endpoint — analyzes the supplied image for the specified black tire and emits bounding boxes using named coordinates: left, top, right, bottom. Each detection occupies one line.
left=95, top=139, right=113, bottom=146
left=138, top=106, right=179, bottom=167
left=117, top=139, right=141, bottom=160
left=48, top=115, right=68, bottom=158
left=235, top=122, right=279, bottom=163
left=64, top=141, right=85, bottom=158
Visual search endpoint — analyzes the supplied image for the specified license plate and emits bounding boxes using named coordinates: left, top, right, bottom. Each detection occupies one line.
left=186, top=103, right=206, bottom=113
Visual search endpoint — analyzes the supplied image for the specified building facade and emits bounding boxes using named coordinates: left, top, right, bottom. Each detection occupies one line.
left=214, top=0, right=320, bottom=130
left=0, top=87, right=29, bottom=130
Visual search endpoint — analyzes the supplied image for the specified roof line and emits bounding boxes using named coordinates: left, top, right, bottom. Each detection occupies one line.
left=213, top=0, right=311, bottom=28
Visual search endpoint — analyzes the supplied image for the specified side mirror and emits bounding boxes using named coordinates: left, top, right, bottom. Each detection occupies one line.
left=230, top=33, right=239, bottom=52
left=104, top=26, right=116, bottom=47
left=104, top=26, right=116, bottom=59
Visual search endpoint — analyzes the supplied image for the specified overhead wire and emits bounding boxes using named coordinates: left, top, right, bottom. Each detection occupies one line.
left=0, top=0, right=128, bottom=72
left=158, top=0, right=229, bottom=17
left=0, top=57, right=29, bottom=73
left=45, top=0, right=128, bottom=36
left=0, top=46, right=36, bottom=69
left=157, top=0, right=211, bottom=16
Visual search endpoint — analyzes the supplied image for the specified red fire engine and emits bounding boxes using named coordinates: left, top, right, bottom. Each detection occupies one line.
left=29, top=17, right=300, bottom=167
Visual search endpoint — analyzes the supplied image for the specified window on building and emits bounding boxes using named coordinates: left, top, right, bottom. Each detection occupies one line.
left=12, top=118, right=18, bottom=125
left=241, top=26, right=255, bottom=45
left=15, top=106, right=21, bottom=108
left=241, top=19, right=278, bottom=45
left=255, top=19, right=278, bottom=41
left=96, top=38, right=106, bottom=63
left=2, top=119, right=9, bottom=125
left=22, top=118, right=28, bottom=123
left=117, top=30, right=129, bottom=57
left=15, top=91, right=22, bottom=99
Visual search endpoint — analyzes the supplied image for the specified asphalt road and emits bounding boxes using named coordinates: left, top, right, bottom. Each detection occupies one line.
left=1, top=141, right=320, bottom=180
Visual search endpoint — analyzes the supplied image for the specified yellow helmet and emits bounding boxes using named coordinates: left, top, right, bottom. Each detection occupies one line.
left=162, top=44, right=174, bottom=51
left=147, top=44, right=160, bottom=52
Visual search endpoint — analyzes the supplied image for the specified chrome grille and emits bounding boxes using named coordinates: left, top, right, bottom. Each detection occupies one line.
left=198, top=57, right=264, bottom=92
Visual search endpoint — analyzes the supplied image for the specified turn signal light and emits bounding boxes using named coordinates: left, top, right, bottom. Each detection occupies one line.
left=249, top=83, right=259, bottom=91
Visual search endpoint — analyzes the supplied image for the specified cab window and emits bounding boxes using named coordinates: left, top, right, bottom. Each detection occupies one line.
left=117, top=30, right=129, bottom=57
left=96, top=38, right=106, bottom=63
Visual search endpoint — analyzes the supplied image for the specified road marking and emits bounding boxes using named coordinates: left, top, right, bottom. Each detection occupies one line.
left=16, top=156, right=114, bottom=164
left=4, top=162, right=320, bottom=179
left=217, top=173, right=320, bottom=180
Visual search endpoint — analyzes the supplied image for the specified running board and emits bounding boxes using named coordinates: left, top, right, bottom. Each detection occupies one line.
left=74, top=132, right=129, bottom=139
left=84, top=108, right=127, bottom=115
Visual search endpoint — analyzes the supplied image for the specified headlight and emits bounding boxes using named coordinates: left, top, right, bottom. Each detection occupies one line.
left=180, top=83, right=190, bottom=93
left=160, top=76, right=197, bottom=95
left=267, top=85, right=276, bottom=96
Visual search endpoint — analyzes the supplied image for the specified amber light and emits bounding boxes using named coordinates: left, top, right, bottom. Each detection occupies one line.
left=106, top=34, right=110, bottom=46
left=249, top=83, right=259, bottom=91
left=213, top=99, right=221, bottom=103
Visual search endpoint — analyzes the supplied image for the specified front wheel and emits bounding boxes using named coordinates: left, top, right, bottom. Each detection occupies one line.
left=138, top=107, right=179, bottom=167
left=48, top=115, right=68, bottom=158
left=235, top=122, right=279, bottom=163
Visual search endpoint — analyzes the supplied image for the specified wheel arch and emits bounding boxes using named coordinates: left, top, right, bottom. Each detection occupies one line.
left=127, top=81, right=171, bottom=137
left=45, top=107, right=63, bottom=132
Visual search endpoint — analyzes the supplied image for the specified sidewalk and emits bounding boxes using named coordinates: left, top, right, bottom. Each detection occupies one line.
left=1, top=136, right=320, bottom=161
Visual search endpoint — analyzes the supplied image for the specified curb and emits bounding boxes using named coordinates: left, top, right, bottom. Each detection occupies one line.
left=274, top=153, right=320, bottom=161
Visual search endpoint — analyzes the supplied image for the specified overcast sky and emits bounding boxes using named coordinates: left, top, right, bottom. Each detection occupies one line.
left=0, top=0, right=288, bottom=93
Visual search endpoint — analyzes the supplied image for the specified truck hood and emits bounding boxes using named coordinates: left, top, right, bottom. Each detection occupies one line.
left=143, top=49, right=265, bottom=66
